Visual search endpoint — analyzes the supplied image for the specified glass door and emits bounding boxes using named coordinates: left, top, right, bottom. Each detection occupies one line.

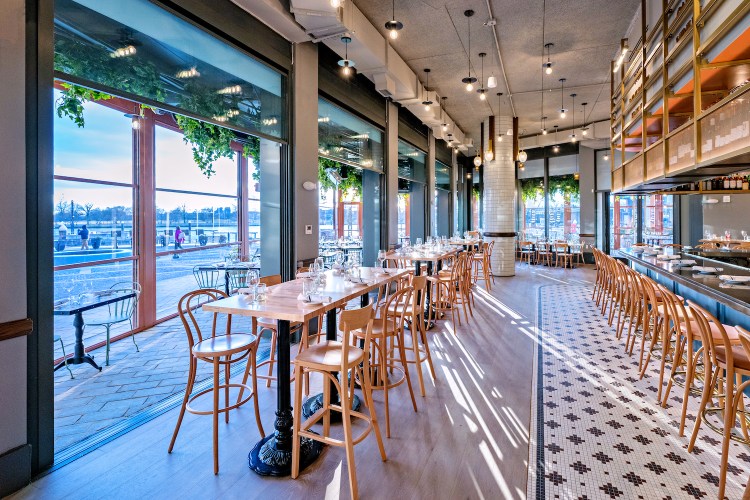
left=609, top=194, right=637, bottom=250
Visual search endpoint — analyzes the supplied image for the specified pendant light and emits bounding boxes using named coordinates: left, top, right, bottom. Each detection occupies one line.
left=474, top=153, right=482, bottom=167
left=543, top=42, right=554, bottom=75
left=581, top=102, right=589, bottom=136
left=541, top=116, right=548, bottom=135
left=385, top=0, right=403, bottom=40
left=477, top=52, right=487, bottom=100
left=552, top=125, right=560, bottom=153
left=422, top=69, right=433, bottom=111
left=461, top=10, right=477, bottom=92
left=570, top=93, right=577, bottom=142
left=603, top=152, right=610, bottom=161
left=495, top=93, right=504, bottom=142
left=441, top=96, right=448, bottom=132
left=559, top=78, right=567, bottom=118
left=330, top=0, right=342, bottom=7
left=338, top=36, right=355, bottom=76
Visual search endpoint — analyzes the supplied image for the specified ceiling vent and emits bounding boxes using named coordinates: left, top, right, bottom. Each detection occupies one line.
left=373, top=72, right=396, bottom=98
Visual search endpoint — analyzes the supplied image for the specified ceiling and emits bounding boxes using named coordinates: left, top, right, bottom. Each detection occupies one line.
left=352, top=0, right=639, bottom=144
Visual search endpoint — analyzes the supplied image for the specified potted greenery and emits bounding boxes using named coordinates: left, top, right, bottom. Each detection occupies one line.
left=198, top=234, right=208, bottom=246
left=90, top=236, right=101, bottom=249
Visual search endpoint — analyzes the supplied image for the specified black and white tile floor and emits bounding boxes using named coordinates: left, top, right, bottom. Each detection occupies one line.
left=528, top=284, right=748, bottom=499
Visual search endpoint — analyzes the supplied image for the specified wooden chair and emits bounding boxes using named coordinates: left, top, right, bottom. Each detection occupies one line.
left=519, top=241, right=534, bottom=264
left=570, top=242, right=585, bottom=266
left=687, top=305, right=749, bottom=499
left=361, top=287, right=418, bottom=437
left=291, top=304, right=386, bottom=499
left=168, top=289, right=264, bottom=475
left=386, top=275, right=437, bottom=396
left=85, top=282, right=141, bottom=366
left=54, top=335, right=74, bottom=379
left=554, top=242, right=573, bottom=268
left=428, top=252, right=470, bottom=326
left=472, top=241, right=493, bottom=291
left=536, top=241, right=553, bottom=266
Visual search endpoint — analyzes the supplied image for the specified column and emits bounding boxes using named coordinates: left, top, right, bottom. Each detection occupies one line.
left=385, top=100, right=399, bottom=247
left=292, top=42, right=319, bottom=265
left=427, top=129, right=436, bottom=237
left=482, top=115, right=516, bottom=277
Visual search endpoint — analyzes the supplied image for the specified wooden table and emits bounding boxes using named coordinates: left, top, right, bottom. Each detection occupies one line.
left=384, top=247, right=459, bottom=327
left=195, top=262, right=259, bottom=295
left=202, top=266, right=410, bottom=477
left=53, top=290, right=137, bottom=372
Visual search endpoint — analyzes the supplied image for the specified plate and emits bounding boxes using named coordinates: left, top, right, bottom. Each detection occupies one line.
left=719, top=275, right=750, bottom=284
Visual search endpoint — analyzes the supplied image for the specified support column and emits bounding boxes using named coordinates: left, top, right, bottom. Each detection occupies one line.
left=482, top=115, right=516, bottom=277
left=427, top=129, right=436, bottom=237
left=385, top=100, right=399, bottom=247
left=292, top=42, right=319, bottom=266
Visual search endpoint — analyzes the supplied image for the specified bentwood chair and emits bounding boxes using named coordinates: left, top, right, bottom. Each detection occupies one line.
left=193, top=265, right=222, bottom=290
left=428, top=252, right=470, bottom=326
left=85, top=282, right=141, bottom=366
left=687, top=305, right=749, bottom=499
left=168, top=289, right=264, bottom=475
left=518, top=241, right=535, bottom=264
left=292, top=304, right=386, bottom=499
left=554, top=241, right=573, bottom=268
left=472, top=241, right=494, bottom=290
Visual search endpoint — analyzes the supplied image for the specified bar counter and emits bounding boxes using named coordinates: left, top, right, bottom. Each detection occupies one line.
left=617, top=248, right=750, bottom=330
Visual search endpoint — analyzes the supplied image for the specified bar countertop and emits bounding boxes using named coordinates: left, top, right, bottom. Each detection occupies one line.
left=618, top=248, right=750, bottom=317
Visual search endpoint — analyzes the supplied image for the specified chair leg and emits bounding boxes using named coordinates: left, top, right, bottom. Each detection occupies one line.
left=718, top=373, right=735, bottom=499
left=169, top=357, right=197, bottom=453
left=688, top=364, right=719, bottom=452
left=360, top=362, right=386, bottom=462
left=291, top=364, right=303, bottom=479
left=131, top=323, right=139, bottom=352
left=224, top=358, right=231, bottom=424
left=397, top=332, right=418, bottom=413
left=340, top=367, right=359, bottom=499
left=420, top=322, right=437, bottom=380
left=266, top=330, right=277, bottom=388
left=212, top=358, right=220, bottom=475
left=59, top=338, right=74, bottom=379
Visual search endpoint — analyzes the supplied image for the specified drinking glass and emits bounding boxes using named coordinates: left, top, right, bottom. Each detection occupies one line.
left=315, top=257, right=325, bottom=271
left=743, top=230, right=748, bottom=241
left=378, top=250, right=386, bottom=270
left=302, top=278, right=316, bottom=301
left=415, top=237, right=423, bottom=247
left=247, top=270, right=259, bottom=296
left=255, top=283, right=267, bottom=302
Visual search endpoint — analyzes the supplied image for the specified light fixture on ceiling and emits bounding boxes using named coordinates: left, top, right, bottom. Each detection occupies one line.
left=474, top=153, right=482, bottom=168
left=518, top=162, right=525, bottom=171
left=487, top=74, right=497, bottom=88
left=559, top=78, right=567, bottom=119
left=441, top=96, right=448, bottom=131
left=176, top=67, right=200, bottom=79
left=517, top=150, right=528, bottom=163
left=603, top=152, right=610, bottom=161
left=543, top=42, right=554, bottom=75
left=124, top=113, right=141, bottom=130
left=461, top=10, right=478, bottom=92
left=422, top=69, right=433, bottom=111
left=338, top=36, right=355, bottom=76
left=330, top=0, right=342, bottom=8
left=570, top=93, right=577, bottom=142
left=552, top=125, right=560, bottom=152
left=385, top=0, right=403, bottom=40
left=581, top=102, right=589, bottom=136
left=477, top=52, right=487, bottom=100
left=485, top=149, right=493, bottom=162
left=541, top=116, right=548, bottom=135
left=613, top=38, right=629, bottom=73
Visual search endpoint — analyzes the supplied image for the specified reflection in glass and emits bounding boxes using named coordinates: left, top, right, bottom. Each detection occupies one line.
left=610, top=194, right=637, bottom=250
left=519, top=159, right=544, bottom=240
left=318, top=99, right=383, bottom=171
left=642, top=194, right=674, bottom=245
left=54, top=0, right=285, bottom=139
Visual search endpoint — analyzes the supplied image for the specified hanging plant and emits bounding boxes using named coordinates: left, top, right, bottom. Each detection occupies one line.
left=55, top=83, right=112, bottom=128
left=519, top=178, right=544, bottom=203
left=548, top=174, right=580, bottom=200
left=472, top=185, right=482, bottom=200
left=173, top=115, right=237, bottom=177
left=243, top=137, right=261, bottom=182
left=317, top=157, right=362, bottom=197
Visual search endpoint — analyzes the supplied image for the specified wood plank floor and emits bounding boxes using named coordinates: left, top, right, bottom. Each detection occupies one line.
left=13, top=264, right=595, bottom=500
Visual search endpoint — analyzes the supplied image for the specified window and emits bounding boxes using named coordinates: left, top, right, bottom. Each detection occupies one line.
left=397, top=140, right=427, bottom=243
left=642, top=194, right=674, bottom=245
left=435, top=161, right=451, bottom=237
left=518, top=159, right=545, bottom=240
left=548, top=155, right=580, bottom=240
left=610, top=195, right=638, bottom=250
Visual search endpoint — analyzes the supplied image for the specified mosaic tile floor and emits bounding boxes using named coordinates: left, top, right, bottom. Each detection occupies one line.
left=527, top=283, right=749, bottom=499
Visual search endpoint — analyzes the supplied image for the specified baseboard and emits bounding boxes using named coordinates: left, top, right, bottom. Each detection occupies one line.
left=0, top=444, right=32, bottom=497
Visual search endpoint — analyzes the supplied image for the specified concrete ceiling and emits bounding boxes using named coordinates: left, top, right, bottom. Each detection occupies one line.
left=353, top=0, right=639, bottom=144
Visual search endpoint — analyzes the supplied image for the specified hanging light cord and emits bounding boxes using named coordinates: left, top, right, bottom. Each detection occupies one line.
left=540, top=0, right=546, bottom=130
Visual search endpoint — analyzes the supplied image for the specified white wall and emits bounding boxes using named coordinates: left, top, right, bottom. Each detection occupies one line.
left=0, top=0, right=29, bottom=455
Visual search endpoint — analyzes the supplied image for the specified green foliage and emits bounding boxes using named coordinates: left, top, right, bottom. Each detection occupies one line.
left=519, top=178, right=544, bottom=202
left=174, top=115, right=237, bottom=177
left=318, top=157, right=362, bottom=197
left=472, top=185, right=481, bottom=200
left=548, top=175, right=580, bottom=200
left=243, top=137, right=261, bottom=182
left=55, top=83, right=112, bottom=128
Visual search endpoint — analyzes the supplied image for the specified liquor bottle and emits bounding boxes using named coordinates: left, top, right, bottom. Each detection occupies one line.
left=730, top=175, right=737, bottom=189
left=724, top=176, right=730, bottom=189
left=743, top=175, right=749, bottom=191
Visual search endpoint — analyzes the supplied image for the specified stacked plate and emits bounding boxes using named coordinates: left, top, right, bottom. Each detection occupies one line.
left=692, top=266, right=723, bottom=274
left=718, top=275, right=750, bottom=285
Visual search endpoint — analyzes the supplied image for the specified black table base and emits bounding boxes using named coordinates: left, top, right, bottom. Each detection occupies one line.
left=58, top=311, right=102, bottom=372
left=248, top=431, right=322, bottom=476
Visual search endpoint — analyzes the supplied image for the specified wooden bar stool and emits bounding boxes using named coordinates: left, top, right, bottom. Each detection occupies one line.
left=687, top=305, right=749, bottom=499
left=292, top=304, right=386, bottom=500
left=428, top=252, right=470, bottom=326
left=168, top=289, right=264, bottom=475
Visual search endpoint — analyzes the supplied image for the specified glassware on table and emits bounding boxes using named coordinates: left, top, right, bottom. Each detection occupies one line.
left=315, top=257, right=325, bottom=271
left=302, top=278, right=316, bottom=301
left=255, top=283, right=267, bottom=302
left=377, top=250, right=387, bottom=270
left=725, top=230, right=732, bottom=240
left=415, top=237, right=423, bottom=248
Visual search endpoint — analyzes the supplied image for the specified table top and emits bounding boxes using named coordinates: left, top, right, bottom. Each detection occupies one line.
left=196, top=262, right=260, bottom=271
left=54, top=289, right=136, bottom=316
left=383, top=247, right=459, bottom=263
left=202, top=267, right=410, bottom=323
left=619, top=248, right=750, bottom=316
left=448, top=239, right=482, bottom=246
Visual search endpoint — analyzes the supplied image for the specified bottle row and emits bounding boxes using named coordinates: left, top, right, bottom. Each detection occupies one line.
left=659, top=173, right=750, bottom=193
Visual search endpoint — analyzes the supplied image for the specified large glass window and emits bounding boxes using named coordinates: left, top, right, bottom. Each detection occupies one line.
left=518, top=159, right=545, bottom=240
left=548, top=155, right=580, bottom=240
left=397, top=140, right=427, bottom=243
left=435, top=161, right=451, bottom=237
left=610, top=195, right=638, bottom=250
left=642, top=194, right=674, bottom=246
left=54, top=0, right=285, bottom=139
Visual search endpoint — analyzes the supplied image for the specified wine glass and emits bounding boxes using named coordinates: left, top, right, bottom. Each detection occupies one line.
left=247, top=270, right=259, bottom=301
left=415, top=237, right=423, bottom=248
left=315, top=257, right=325, bottom=272
left=742, top=230, right=748, bottom=241
left=378, top=250, right=386, bottom=270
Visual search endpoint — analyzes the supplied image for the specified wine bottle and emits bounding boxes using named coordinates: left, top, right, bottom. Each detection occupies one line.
left=730, top=176, right=737, bottom=189
left=724, top=176, right=730, bottom=189
left=743, top=175, right=749, bottom=190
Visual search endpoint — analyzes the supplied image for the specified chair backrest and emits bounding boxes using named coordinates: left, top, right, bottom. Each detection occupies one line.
left=555, top=242, right=569, bottom=252
left=737, top=326, right=750, bottom=370
left=226, top=268, right=251, bottom=292
left=688, top=301, right=733, bottom=373
left=177, top=289, right=230, bottom=351
left=411, top=275, right=428, bottom=310
left=338, top=304, right=375, bottom=370
left=260, top=274, right=282, bottom=286
left=382, top=286, right=413, bottom=334
left=193, top=265, right=221, bottom=289
left=106, top=281, right=141, bottom=320
left=656, top=284, right=695, bottom=344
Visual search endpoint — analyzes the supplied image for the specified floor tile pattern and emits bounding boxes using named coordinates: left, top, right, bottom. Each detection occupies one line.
left=528, top=283, right=748, bottom=499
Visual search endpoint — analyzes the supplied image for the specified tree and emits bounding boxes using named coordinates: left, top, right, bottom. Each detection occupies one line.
left=55, top=197, right=68, bottom=223
left=81, top=202, right=94, bottom=224
left=68, top=200, right=82, bottom=230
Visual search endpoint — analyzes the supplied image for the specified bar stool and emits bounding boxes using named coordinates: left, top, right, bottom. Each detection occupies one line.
left=361, top=287, right=418, bottom=437
left=687, top=304, right=749, bottom=499
left=291, top=304, right=386, bottom=499
left=428, top=252, right=470, bottom=326
left=168, top=289, right=264, bottom=474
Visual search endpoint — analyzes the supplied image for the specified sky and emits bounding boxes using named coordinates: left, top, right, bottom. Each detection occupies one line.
left=54, top=92, right=256, bottom=213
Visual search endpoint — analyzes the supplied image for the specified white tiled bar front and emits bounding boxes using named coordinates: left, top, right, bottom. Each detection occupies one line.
left=483, top=115, right=516, bottom=277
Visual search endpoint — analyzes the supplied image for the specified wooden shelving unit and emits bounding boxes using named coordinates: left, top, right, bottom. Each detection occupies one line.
left=611, top=0, right=750, bottom=194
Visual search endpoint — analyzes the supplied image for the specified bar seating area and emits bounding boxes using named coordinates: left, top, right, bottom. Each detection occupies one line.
left=5, top=0, right=750, bottom=499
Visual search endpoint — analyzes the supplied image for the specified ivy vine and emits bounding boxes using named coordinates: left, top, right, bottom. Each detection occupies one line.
left=55, top=83, right=113, bottom=128
left=318, top=157, right=363, bottom=197
left=519, top=175, right=579, bottom=203
left=519, top=178, right=544, bottom=202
